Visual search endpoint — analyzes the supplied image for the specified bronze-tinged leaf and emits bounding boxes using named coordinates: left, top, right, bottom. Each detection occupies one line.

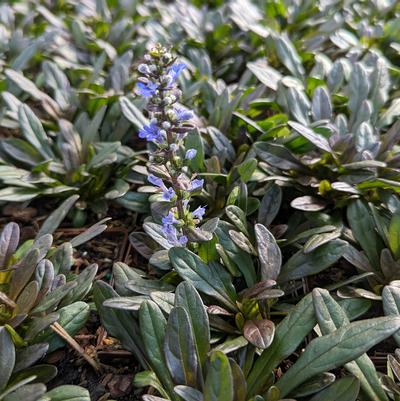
left=243, top=319, right=275, bottom=349
left=0, top=222, right=20, bottom=269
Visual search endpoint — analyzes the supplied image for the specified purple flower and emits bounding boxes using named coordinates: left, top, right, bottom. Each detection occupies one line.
left=148, top=174, right=176, bottom=201
left=148, top=174, right=163, bottom=187
left=168, top=63, right=186, bottom=82
left=178, top=235, right=188, bottom=246
left=162, top=187, right=176, bottom=201
left=161, top=223, right=187, bottom=247
left=136, top=81, right=158, bottom=97
left=139, top=122, right=163, bottom=143
left=174, top=107, right=194, bottom=121
left=185, top=149, right=197, bottom=160
left=192, top=206, right=206, bottom=220
left=190, top=178, right=204, bottom=191
left=162, top=211, right=178, bottom=225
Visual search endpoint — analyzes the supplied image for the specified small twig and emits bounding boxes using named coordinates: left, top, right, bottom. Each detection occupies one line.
left=0, top=291, right=16, bottom=310
left=50, top=322, right=102, bottom=372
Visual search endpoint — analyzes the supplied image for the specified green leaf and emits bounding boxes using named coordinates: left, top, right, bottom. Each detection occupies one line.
left=36, top=195, right=79, bottom=238
left=42, top=385, right=90, bottom=401
left=17, top=104, right=54, bottom=160
left=59, top=263, right=98, bottom=306
left=13, top=344, right=48, bottom=372
left=292, top=372, right=335, bottom=397
left=169, top=248, right=237, bottom=311
left=254, top=142, right=302, bottom=171
left=8, top=365, right=57, bottom=387
left=309, top=377, right=360, bottom=401
left=288, top=121, right=332, bottom=153
left=389, top=211, right=400, bottom=260
left=238, top=158, right=257, bottom=183
left=93, top=281, right=147, bottom=368
left=37, top=302, right=89, bottom=352
left=164, top=307, right=199, bottom=387
left=0, top=326, right=15, bottom=391
left=275, top=316, right=400, bottom=397
left=204, top=351, right=234, bottom=401
left=70, top=218, right=109, bottom=248
left=139, top=301, right=175, bottom=398
left=2, top=383, right=46, bottom=401
left=174, top=386, right=203, bottom=401
left=383, top=285, right=400, bottom=347
left=258, top=183, right=282, bottom=227
left=175, top=282, right=210, bottom=368
left=279, top=240, right=348, bottom=281
left=313, top=288, right=389, bottom=401
left=226, top=205, right=249, bottom=236
left=247, top=294, right=316, bottom=396
left=0, top=222, right=20, bottom=268
left=347, top=200, right=384, bottom=270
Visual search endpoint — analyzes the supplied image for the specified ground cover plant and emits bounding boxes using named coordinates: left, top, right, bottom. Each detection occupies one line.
left=1, top=0, right=400, bottom=401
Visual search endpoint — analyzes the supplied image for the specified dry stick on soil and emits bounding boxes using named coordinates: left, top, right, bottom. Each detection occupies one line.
left=50, top=322, right=102, bottom=372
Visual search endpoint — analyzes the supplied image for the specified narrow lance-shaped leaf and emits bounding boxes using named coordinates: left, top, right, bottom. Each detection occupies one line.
left=175, top=282, right=210, bottom=368
left=312, top=288, right=389, bottom=401
left=164, top=307, right=199, bottom=388
left=275, top=316, right=400, bottom=397
left=247, top=293, right=316, bottom=395
left=169, top=248, right=237, bottom=311
left=309, top=377, right=360, bottom=401
left=139, top=301, right=176, bottom=399
left=0, top=326, right=15, bottom=391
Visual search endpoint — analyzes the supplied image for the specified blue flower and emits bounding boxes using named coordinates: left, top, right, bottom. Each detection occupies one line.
left=190, top=178, right=204, bottom=191
left=148, top=174, right=163, bottom=187
left=162, top=187, right=176, bottom=201
left=178, top=235, right=188, bottom=246
left=139, top=122, right=163, bottom=143
left=192, top=206, right=206, bottom=220
left=161, top=223, right=187, bottom=247
left=136, top=81, right=158, bottom=97
left=148, top=174, right=176, bottom=201
left=168, top=63, right=186, bottom=82
left=185, top=149, right=197, bottom=160
left=174, top=107, right=194, bottom=121
left=162, top=211, right=178, bottom=225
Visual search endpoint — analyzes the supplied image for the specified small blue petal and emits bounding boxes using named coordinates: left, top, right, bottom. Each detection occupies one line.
left=168, top=63, right=186, bottom=82
left=174, top=107, right=194, bottom=121
left=178, top=235, right=188, bottom=246
left=192, top=206, right=206, bottom=220
left=162, top=187, right=176, bottom=201
left=135, top=81, right=158, bottom=97
left=148, top=174, right=163, bottom=187
left=185, top=149, right=197, bottom=160
left=190, top=179, right=204, bottom=191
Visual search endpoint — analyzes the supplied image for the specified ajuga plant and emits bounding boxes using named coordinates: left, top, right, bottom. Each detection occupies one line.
left=243, top=42, right=400, bottom=210
left=343, top=199, right=400, bottom=288
left=0, top=196, right=106, bottom=401
left=135, top=44, right=214, bottom=247
left=0, top=92, right=137, bottom=224
left=102, top=280, right=400, bottom=401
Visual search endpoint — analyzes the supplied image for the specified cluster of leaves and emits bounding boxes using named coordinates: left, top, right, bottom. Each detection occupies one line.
left=1, top=0, right=400, bottom=400
left=0, top=196, right=106, bottom=401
